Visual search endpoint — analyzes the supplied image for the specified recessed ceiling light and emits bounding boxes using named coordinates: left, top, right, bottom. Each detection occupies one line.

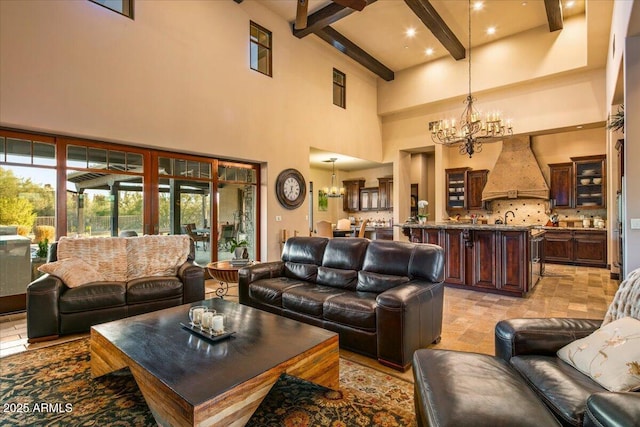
left=473, top=1, right=484, bottom=11
left=425, top=48, right=434, bottom=56
left=521, top=1, right=527, bottom=5
left=576, top=125, right=583, bottom=129
left=486, top=26, right=496, bottom=35
left=565, top=0, right=575, bottom=8
left=405, top=27, right=416, bottom=38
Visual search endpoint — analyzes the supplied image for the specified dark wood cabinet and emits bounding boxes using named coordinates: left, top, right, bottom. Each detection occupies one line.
left=549, top=163, right=573, bottom=208
left=443, top=229, right=466, bottom=286
left=445, top=168, right=469, bottom=211
left=378, top=177, right=393, bottom=211
left=343, top=179, right=365, bottom=212
left=548, top=156, right=606, bottom=209
left=407, top=226, right=531, bottom=296
left=374, top=228, right=393, bottom=240
left=360, top=187, right=379, bottom=211
left=544, top=230, right=573, bottom=263
left=574, top=231, right=607, bottom=267
left=573, top=155, right=606, bottom=209
left=467, top=170, right=488, bottom=210
left=445, top=167, right=488, bottom=211
left=544, top=229, right=607, bottom=268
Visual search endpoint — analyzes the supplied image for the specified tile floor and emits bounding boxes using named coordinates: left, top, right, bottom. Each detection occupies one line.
left=1, top=264, right=619, bottom=378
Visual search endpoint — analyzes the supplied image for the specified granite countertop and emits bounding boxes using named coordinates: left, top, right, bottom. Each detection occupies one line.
left=397, top=221, right=538, bottom=231
left=541, top=226, right=607, bottom=231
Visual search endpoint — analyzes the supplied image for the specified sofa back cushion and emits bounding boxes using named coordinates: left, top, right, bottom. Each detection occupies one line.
left=126, top=235, right=191, bottom=279
left=322, top=238, right=369, bottom=270
left=362, top=240, right=413, bottom=277
left=54, top=235, right=192, bottom=283
left=409, top=243, right=445, bottom=283
left=282, top=237, right=328, bottom=281
left=56, top=236, right=128, bottom=282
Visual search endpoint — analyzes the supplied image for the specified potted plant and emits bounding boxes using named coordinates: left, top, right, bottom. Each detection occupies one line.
left=417, top=200, right=429, bottom=224
left=607, top=105, right=624, bottom=133
left=31, top=238, right=49, bottom=280
left=228, top=237, right=249, bottom=259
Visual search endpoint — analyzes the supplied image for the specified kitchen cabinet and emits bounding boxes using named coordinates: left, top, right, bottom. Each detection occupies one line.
left=467, top=170, right=488, bottom=210
left=403, top=225, right=533, bottom=296
left=544, top=229, right=607, bottom=268
left=574, top=231, right=607, bottom=267
left=548, top=156, right=606, bottom=209
left=573, top=155, right=606, bottom=209
left=343, top=179, right=365, bottom=212
left=445, top=167, right=469, bottom=211
left=360, top=187, right=379, bottom=211
left=445, top=167, right=488, bottom=211
left=549, top=162, right=573, bottom=208
left=378, top=177, right=393, bottom=211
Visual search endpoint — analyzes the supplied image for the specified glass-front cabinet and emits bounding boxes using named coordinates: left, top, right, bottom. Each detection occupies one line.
left=573, top=155, right=605, bottom=209
left=445, top=167, right=469, bottom=211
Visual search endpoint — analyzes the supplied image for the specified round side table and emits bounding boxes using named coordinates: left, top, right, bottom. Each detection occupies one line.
left=206, top=260, right=258, bottom=298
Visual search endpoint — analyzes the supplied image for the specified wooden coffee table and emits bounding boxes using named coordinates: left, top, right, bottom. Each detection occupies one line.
left=90, top=299, right=339, bottom=427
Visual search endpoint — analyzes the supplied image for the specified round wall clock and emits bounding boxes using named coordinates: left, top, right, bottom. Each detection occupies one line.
left=275, top=168, right=306, bottom=209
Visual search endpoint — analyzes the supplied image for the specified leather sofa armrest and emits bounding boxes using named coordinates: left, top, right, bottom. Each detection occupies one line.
left=584, top=392, right=640, bottom=427
left=26, top=274, right=65, bottom=341
left=376, top=280, right=444, bottom=370
left=238, top=261, right=284, bottom=304
left=178, top=261, right=205, bottom=303
left=494, top=318, right=602, bottom=363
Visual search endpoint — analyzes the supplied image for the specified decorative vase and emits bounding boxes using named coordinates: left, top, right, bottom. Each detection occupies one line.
left=234, top=247, right=248, bottom=259
left=418, top=217, right=426, bottom=225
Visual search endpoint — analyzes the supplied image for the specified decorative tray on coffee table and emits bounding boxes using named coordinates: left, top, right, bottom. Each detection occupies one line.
left=180, top=322, right=236, bottom=343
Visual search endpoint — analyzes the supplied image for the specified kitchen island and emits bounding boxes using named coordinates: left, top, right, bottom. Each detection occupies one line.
left=400, top=222, right=545, bottom=297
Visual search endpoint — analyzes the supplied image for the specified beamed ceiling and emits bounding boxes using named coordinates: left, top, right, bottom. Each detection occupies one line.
left=249, top=0, right=587, bottom=80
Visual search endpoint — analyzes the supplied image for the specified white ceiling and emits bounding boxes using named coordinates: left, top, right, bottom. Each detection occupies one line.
left=258, top=0, right=597, bottom=170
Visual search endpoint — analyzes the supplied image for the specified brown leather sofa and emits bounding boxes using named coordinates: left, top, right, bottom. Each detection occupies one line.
left=411, top=318, right=640, bottom=427
left=495, top=318, right=640, bottom=427
left=239, top=236, right=445, bottom=370
left=27, top=235, right=205, bottom=342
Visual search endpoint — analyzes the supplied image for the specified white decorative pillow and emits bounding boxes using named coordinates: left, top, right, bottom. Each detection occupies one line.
left=38, top=258, right=107, bottom=288
left=557, top=317, right=640, bottom=392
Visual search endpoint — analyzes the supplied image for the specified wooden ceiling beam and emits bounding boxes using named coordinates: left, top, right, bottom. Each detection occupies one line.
left=544, top=0, right=564, bottom=32
left=315, top=26, right=394, bottom=81
left=403, top=0, right=465, bottom=60
left=293, top=0, right=378, bottom=39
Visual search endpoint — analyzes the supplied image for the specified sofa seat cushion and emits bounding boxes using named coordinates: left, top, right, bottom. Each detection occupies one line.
left=511, top=355, right=607, bottom=426
left=127, top=276, right=183, bottom=304
left=282, top=285, right=345, bottom=318
left=323, top=292, right=377, bottom=331
left=413, top=349, right=561, bottom=427
left=248, top=277, right=307, bottom=308
left=59, top=282, right=126, bottom=313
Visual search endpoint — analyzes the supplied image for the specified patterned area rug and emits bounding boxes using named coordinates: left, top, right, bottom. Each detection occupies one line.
left=1, top=338, right=416, bottom=426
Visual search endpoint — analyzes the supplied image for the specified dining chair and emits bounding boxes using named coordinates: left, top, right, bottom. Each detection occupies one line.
left=358, top=219, right=368, bottom=238
left=336, top=218, right=351, bottom=231
left=315, top=221, right=333, bottom=238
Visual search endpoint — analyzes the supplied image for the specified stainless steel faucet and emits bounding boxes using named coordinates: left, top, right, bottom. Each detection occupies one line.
left=504, top=210, right=516, bottom=224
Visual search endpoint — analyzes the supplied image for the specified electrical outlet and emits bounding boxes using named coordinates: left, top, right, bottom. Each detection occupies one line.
left=275, top=216, right=282, bottom=222
left=631, top=218, right=640, bottom=229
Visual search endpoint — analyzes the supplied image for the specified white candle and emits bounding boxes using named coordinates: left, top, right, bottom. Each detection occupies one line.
left=212, top=315, right=224, bottom=333
left=193, top=308, right=205, bottom=324
left=201, top=312, right=214, bottom=329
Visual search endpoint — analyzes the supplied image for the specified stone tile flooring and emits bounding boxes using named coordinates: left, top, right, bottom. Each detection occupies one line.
left=1, top=264, right=619, bottom=379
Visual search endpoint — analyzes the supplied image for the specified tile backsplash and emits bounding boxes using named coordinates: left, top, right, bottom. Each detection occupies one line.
left=450, top=198, right=607, bottom=226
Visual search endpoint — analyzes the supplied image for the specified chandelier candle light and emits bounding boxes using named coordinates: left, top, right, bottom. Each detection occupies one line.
left=323, top=157, right=345, bottom=198
left=430, top=0, right=513, bottom=157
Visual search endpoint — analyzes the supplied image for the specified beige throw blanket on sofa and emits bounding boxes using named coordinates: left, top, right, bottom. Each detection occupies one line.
left=603, top=267, right=640, bottom=325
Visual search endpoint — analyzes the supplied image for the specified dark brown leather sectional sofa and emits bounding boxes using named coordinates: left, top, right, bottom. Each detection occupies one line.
left=239, top=236, right=445, bottom=370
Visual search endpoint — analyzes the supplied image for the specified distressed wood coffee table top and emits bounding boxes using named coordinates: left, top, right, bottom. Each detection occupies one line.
left=90, top=298, right=339, bottom=427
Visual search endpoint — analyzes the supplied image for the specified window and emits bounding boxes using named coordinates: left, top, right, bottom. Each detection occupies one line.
left=250, top=21, right=272, bottom=77
left=89, top=0, right=133, bottom=19
left=333, top=69, right=346, bottom=108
